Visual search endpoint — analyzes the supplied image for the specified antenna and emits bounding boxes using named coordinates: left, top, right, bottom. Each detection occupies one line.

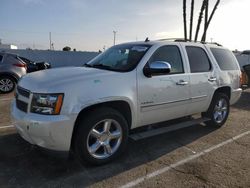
left=145, top=37, right=150, bottom=42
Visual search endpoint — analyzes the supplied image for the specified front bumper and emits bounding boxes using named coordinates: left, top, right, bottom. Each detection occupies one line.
left=11, top=101, right=77, bottom=151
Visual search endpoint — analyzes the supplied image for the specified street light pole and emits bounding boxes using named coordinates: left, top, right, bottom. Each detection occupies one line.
left=49, top=32, right=52, bottom=50
left=113, top=31, right=117, bottom=46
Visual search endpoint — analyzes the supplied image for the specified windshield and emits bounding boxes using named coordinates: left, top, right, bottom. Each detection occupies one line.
left=85, top=44, right=151, bottom=72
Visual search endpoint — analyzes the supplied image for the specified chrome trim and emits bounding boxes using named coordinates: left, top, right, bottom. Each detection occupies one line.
left=141, top=98, right=191, bottom=108
left=191, top=95, right=207, bottom=100
left=16, top=94, right=29, bottom=103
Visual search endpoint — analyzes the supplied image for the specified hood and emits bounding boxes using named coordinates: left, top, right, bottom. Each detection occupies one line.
left=18, top=67, right=117, bottom=92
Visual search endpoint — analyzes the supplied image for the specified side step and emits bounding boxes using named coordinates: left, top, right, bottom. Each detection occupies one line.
left=130, top=117, right=210, bottom=141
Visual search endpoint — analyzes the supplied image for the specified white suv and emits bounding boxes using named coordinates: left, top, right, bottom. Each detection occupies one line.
left=11, top=40, right=242, bottom=165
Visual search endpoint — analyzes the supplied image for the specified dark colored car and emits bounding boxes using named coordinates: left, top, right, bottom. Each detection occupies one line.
left=19, top=57, right=51, bottom=73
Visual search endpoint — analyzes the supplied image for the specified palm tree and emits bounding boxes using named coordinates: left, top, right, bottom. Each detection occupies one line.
left=183, top=0, right=187, bottom=41
left=202, top=0, right=209, bottom=42
left=201, top=0, right=220, bottom=42
left=189, top=0, right=195, bottom=41
left=194, top=0, right=207, bottom=42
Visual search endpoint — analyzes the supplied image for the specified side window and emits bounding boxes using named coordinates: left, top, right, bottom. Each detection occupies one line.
left=210, top=48, right=239, bottom=70
left=0, top=55, right=3, bottom=62
left=186, top=46, right=211, bottom=73
left=149, top=45, right=184, bottom=74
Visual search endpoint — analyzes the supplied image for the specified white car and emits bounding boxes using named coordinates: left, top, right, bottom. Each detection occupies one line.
left=11, top=40, right=242, bottom=165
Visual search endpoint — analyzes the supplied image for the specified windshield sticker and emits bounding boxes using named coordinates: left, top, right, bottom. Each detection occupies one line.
left=131, top=46, right=148, bottom=52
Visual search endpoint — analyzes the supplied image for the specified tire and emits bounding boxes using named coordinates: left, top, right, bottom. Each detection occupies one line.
left=202, top=93, right=230, bottom=127
left=73, top=107, right=129, bottom=165
left=0, top=76, right=16, bottom=94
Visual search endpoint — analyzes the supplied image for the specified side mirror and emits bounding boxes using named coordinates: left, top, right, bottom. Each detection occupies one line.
left=143, top=61, right=172, bottom=77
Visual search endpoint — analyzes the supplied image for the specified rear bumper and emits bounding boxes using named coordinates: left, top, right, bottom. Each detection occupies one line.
left=11, top=101, right=77, bottom=151
left=230, top=88, right=242, bottom=105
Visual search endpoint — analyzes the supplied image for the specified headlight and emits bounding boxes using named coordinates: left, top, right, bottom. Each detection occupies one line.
left=31, top=93, right=64, bottom=115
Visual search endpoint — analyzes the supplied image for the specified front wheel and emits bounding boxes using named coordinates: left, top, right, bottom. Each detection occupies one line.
left=73, top=107, right=128, bottom=165
left=202, top=93, right=230, bottom=127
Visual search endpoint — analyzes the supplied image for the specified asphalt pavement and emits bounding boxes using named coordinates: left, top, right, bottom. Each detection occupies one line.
left=0, top=90, right=250, bottom=188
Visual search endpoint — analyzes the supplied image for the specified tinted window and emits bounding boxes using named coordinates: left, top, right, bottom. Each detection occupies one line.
left=149, top=45, right=184, bottom=74
left=210, top=48, right=238, bottom=70
left=0, top=55, right=3, bottom=62
left=186, top=46, right=211, bottom=73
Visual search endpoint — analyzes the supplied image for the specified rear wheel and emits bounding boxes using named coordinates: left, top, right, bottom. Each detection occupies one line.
left=73, top=107, right=128, bottom=165
left=203, top=93, right=230, bottom=127
left=0, top=76, right=16, bottom=93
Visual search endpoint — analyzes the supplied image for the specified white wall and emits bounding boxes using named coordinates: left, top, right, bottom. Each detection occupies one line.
left=0, top=49, right=99, bottom=67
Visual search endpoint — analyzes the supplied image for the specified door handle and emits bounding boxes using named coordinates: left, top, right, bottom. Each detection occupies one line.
left=208, top=77, right=217, bottom=82
left=176, top=80, right=189, bottom=86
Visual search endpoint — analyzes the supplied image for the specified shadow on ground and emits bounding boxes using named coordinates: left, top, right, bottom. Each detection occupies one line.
left=0, top=124, right=219, bottom=187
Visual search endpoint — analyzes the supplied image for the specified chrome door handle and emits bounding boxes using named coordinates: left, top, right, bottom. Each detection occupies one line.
left=176, top=80, right=189, bottom=86
left=208, top=77, right=217, bottom=82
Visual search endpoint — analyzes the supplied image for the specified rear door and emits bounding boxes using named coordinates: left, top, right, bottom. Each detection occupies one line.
left=181, top=44, right=216, bottom=114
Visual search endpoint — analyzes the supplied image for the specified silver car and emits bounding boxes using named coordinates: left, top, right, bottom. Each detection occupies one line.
left=0, top=52, right=27, bottom=93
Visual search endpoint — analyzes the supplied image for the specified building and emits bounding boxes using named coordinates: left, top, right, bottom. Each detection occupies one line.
left=0, top=44, right=18, bottom=50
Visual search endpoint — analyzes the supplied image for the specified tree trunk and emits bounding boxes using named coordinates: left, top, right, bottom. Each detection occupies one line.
left=202, top=0, right=209, bottom=42
left=183, top=0, right=187, bottom=41
left=189, top=0, right=195, bottom=41
left=194, top=0, right=207, bottom=42
left=201, top=0, right=220, bottom=42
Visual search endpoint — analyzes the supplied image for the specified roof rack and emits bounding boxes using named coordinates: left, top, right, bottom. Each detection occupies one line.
left=157, top=38, right=222, bottom=46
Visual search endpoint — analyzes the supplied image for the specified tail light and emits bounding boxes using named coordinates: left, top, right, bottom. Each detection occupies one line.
left=240, top=72, right=243, bottom=86
left=240, top=71, right=248, bottom=88
left=13, top=63, right=27, bottom=69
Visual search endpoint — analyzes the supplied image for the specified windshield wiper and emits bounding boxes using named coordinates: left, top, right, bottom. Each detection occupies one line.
left=83, top=63, right=93, bottom=67
left=84, top=63, right=115, bottom=71
left=92, top=64, right=112, bottom=69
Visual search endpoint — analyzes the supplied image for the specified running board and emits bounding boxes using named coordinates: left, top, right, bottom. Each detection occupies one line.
left=130, top=117, right=210, bottom=141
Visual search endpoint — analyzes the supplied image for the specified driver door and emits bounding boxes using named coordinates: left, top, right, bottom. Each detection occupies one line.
left=137, top=45, right=190, bottom=126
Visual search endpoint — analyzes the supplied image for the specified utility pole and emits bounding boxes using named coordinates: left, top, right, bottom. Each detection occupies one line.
left=113, top=31, right=117, bottom=46
left=49, top=32, right=52, bottom=50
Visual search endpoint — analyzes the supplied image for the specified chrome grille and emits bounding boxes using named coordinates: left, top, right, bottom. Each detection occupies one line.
left=16, top=86, right=30, bottom=113
left=17, top=86, right=30, bottom=98
left=16, top=99, right=28, bottom=113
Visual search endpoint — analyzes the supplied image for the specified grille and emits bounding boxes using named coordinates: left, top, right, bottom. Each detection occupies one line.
left=16, top=86, right=30, bottom=113
left=16, top=99, right=28, bottom=113
left=17, top=86, right=30, bottom=98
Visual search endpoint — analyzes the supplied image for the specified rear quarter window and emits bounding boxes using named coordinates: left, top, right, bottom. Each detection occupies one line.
left=210, top=48, right=239, bottom=70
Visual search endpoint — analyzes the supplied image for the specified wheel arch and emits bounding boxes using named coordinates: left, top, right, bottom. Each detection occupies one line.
left=213, top=86, right=231, bottom=100
left=0, top=72, right=19, bottom=82
left=70, top=100, right=133, bottom=150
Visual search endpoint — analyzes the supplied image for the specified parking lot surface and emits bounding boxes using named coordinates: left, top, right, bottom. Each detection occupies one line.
left=0, top=90, right=250, bottom=188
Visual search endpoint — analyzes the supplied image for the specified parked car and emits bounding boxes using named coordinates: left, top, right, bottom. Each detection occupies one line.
left=11, top=40, right=242, bottom=165
left=0, top=52, right=26, bottom=93
left=19, top=56, right=51, bottom=73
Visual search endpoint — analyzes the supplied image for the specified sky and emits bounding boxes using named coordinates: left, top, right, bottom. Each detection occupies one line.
left=0, top=0, right=249, bottom=51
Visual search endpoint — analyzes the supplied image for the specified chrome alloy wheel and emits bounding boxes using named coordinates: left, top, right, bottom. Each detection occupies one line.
left=87, top=119, right=122, bottom=159
left=213, top=98, right=228, bottom=124
left=0, top=78, right=14, bottom=92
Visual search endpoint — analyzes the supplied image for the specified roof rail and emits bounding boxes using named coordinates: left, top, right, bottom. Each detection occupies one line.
left=157, top=38, right=187, bottom=42
left=157, top=38, right=223, bottom=46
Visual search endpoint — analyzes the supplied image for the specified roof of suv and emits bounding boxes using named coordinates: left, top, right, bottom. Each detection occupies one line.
left=119, top=39, right=225, bottom=49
